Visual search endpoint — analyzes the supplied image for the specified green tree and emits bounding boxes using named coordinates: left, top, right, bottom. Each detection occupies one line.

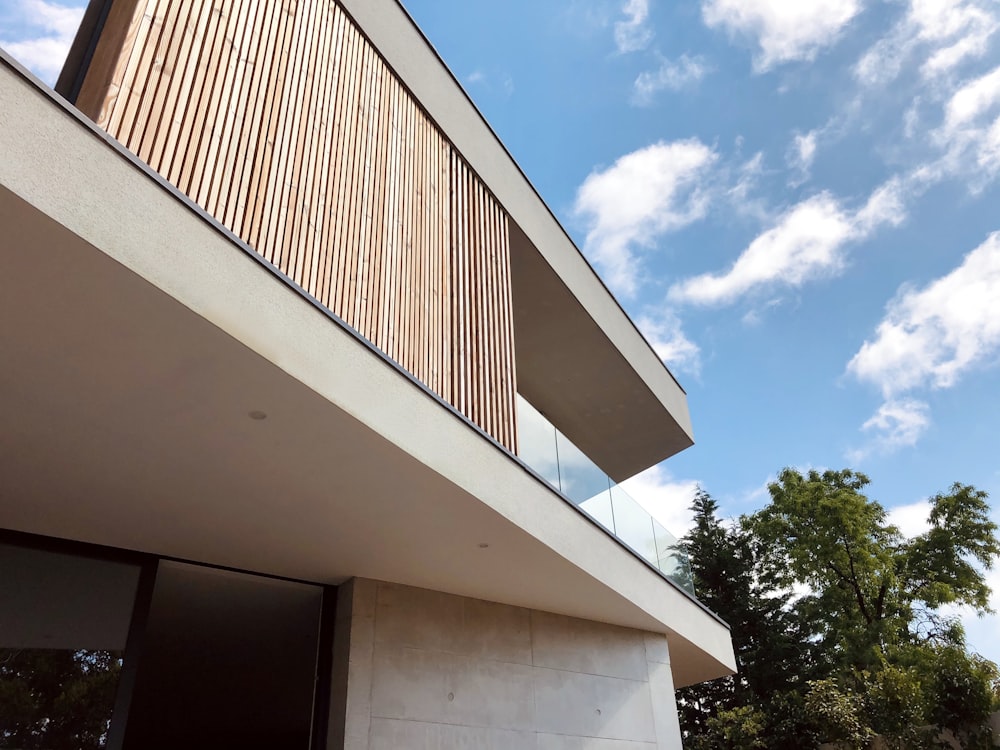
left=677, top=488, right=818, bottom=745
left=0, top=648, right=121, bottom=749
left=926, top=646, right=1000, bottom=748
left=752, top=471, right=1000, bottom=670
left=678, top=472, right=1000, bottom=749
left=803, top=678, right=874, bottom=748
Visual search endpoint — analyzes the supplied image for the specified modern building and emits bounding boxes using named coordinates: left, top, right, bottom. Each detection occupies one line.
left=0, top=0, right=736, bottom=747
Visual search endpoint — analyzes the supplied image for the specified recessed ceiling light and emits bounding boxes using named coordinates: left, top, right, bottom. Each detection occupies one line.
left=248, top=410, right=267, bottom=420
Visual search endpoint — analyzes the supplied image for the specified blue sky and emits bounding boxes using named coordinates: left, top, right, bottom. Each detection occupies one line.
left=3, top=0, right=999, bottom=661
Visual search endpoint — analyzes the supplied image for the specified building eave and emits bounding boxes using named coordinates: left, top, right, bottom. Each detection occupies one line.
left=0, top=55, right=733, bottom=686
left=335, top=0, right=695, bottom=481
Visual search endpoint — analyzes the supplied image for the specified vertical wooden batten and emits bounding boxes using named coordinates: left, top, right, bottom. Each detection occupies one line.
left=71, top=0, right=518, bottom=452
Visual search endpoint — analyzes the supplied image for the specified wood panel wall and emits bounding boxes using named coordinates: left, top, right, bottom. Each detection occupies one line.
left=74, top=0, right=517, bottom=450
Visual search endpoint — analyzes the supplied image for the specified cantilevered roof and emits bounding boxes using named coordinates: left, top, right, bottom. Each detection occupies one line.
left=1, top=55, right=732, bottom=686
left=314, top=0, right=695, bottom=482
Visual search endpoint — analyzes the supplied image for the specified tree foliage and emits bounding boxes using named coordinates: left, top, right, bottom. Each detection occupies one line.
left=0, top=648, right=121, bottom=749
left=678, top=470, right=1000, bottom=749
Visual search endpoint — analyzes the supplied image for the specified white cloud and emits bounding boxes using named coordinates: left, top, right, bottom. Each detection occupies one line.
left=636, top=310, right=701, bottom=376
left=669, top=194, right=852, bottom=305
left=861, top=62, right=1000, bottom=197
left=925, top=66, right=1000, bottom=190
left=849, top=2, right=1000, bottom=201
left=887, top=499, right=932, bottom=538
left=619, top=464, right=700, bottom=537
left=632, top=54, right=708, bottom=105
left=903, top=99, right=924, bottom=138
left=728, top=151, right=770, bottom=220
left=669, top=179, right=905, bottom=306
left=0, top=0, right=84, bottom=84
left=855, top=30, right=909, bottom=88
left=574, top=139, right=717, bottom=297
left=702, top=0, right=862, bottom=72
left=854, top=176, right=908, bottom=234
left=858, top=398, right=931, bottom=455
left=848, top=231, right=1000, bottom=396
left=786, top=129, right=818, bottom=184
left=847, top=232, right=1000, bottom=456
left=942, top=64, right=1000, bottom=132
left=912, top=0, right=998, bottom=78
left=614, top=0, right=653, bottom=54
left=855, top=0, right=999, bottom=87
left=464, top=69, right=515, bottom=97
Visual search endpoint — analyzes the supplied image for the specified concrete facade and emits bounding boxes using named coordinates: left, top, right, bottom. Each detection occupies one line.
left=330, top=579, right=682, bottom=750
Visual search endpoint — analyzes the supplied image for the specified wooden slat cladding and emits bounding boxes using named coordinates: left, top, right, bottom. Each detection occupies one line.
left=75, top=0, right=518, bottom=451
left=450, top=155, right=516, bottom=453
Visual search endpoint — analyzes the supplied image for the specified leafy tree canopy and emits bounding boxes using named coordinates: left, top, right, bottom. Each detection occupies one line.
left=0, top=648, right=121, bottom=750
left=678, top=470, right=1000, bottom=750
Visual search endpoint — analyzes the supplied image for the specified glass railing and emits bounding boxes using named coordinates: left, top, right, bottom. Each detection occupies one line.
left=517, top=395, right=695, bottom=595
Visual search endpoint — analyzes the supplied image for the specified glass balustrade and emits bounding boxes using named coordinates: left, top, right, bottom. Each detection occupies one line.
left=516, top=395, right=695, bottom=595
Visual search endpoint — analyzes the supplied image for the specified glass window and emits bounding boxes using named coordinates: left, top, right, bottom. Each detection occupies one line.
left=0, top=541, right=141, bottom=749
left=121, top=561, right=323, bottom=750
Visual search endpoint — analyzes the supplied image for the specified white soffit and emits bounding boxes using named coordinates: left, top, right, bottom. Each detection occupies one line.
left=0, top=58, right=734, bottom=685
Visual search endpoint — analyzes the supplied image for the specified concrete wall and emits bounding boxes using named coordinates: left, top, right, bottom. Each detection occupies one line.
left=329, top=579, right=682, bottom=750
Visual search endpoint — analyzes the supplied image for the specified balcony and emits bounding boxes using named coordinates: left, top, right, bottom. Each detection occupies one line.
left=517, top=396, right=694, bottom=595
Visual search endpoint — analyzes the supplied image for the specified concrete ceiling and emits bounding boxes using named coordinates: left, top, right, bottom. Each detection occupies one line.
left=0, top=181, right=728, bottom=686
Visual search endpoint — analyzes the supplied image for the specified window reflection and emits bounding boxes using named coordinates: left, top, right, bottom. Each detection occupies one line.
left=0, top=648, right=123, bottom=749
left=0, top=542, right=327, bottom=750
left=0, top=542, right=140, bottom=750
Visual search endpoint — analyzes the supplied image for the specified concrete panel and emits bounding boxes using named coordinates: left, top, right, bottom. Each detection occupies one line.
left=643, top=633, right=671, bottom=666
left=328, top=590, right=352, bottom=749
left=531, top=610, right=648, bottom=680
left=646, top=661, right=682, bottom=750
left=536, top=735, right=656, bottom=750
left=351, top=578, right=379, bottom=619
left=370, top=718, right=536, bottom=750
left=375, top=583, right=532, bottom=665
left=533, top=668, right=656, bottom=742
left=375, top=583, right=464, bottom=652
left=370, top=644, right=536, bottom=730
left=337, top=580, right=378, bottom=750
left=461, top=594, right=533, bottom=665
left=328, top=580, right=685, bottom=748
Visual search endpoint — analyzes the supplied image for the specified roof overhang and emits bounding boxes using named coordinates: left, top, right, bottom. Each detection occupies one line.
left=0, top=55, right=732, bottom=686
left=337, top=0, right=694, bottom=481
left=510, top=223, right=694, bottom=480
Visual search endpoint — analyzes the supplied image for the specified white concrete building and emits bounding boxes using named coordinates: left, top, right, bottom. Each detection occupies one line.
left=0, top=0, right=736, bottom=747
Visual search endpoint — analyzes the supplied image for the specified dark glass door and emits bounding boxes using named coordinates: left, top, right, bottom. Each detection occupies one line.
left=120, top=561, right=323, bottom=750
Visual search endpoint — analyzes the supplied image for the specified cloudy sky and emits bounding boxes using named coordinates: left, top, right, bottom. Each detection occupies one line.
left=3, top=0, right=998, bottom=661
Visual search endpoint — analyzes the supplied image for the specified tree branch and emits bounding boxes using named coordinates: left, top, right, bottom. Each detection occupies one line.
left=831, top=541, right=873, bottom=625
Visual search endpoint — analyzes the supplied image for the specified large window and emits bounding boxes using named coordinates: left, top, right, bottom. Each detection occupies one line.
left=0, top=538, right=329, bottom=750
left=0, top=541, right=141, bottom=749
